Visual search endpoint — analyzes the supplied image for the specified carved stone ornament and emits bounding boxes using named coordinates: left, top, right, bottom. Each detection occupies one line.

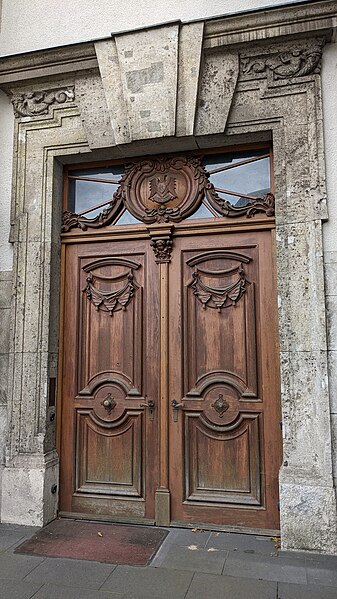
left=206, top=183, right=275, bottom=219
left=120, top=156, right=207, bottom=223
left=83, top=271, right=135, bottom=315
left=12, top=87, right=75, bottom=118
left=212, top=394, right=229, bottom=417
left=241, top=41, right=324, bottom=80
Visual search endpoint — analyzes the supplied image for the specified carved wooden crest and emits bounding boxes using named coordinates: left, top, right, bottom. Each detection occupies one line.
left=121, top=156, right=206, bottom=223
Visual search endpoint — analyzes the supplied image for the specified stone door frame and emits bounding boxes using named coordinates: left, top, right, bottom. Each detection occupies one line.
left=0, top=1, right=337, bottom=553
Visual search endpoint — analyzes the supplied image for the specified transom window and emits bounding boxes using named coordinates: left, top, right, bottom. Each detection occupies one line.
left=64, top=148, right=272, bottom=229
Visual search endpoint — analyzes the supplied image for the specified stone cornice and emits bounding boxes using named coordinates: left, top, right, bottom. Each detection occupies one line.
left=204, top=0, right=337, bottom=48
left=0, top=1, right=335, bottom=89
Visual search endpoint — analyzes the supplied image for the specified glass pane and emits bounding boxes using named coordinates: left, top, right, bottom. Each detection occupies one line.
left=186, top=202, right=215, bottom=220
left=69, top=166, right=124, bottom=181
left=204, top=148, right=267, bottom=170
left=203, top=152, right=270, bottom=206
left=114, top=209, right=142, bottom=225
left=68, top=179, right=119, bottom=214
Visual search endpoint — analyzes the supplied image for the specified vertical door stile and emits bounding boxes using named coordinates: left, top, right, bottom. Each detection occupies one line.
left=148, top=225, right=173, bottom=526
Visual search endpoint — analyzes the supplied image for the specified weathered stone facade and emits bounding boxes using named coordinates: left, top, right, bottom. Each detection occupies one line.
left=0, top=0, right=337, bottom=553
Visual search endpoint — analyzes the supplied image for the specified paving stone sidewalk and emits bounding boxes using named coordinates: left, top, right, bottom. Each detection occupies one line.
left=0, top=523, right=337, bottom=598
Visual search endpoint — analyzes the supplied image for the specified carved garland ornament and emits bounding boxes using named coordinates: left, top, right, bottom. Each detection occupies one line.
left=12, top=88, right=75, bottom=118
left=83, top=271, right=136, bottom=316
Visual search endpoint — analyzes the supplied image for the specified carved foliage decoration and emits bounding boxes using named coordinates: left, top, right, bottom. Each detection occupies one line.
left=82, top=257, right=140, bottom=316
left=12, top=88, right=75, bottom=118
left=187, top=250, right=251, bottom=311
left=121, top=156, right=207, bottom=224
left=241, top=41, right=324, bottom=80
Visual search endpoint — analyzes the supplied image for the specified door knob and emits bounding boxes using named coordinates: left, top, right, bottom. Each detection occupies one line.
left=140, top=399, right=155, bottom=421
left=171, top=399, right=183, bottom=422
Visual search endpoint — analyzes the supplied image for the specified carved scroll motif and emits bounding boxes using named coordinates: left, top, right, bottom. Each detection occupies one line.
left=61, top=186, right=123, bottom=232
left=241, top=42, right=324, bottom=80
left=62, top=154, right=276, bottom=232
left=12, top=88, right=75, bottom=118
left=206, top=183, right=275, bottom=219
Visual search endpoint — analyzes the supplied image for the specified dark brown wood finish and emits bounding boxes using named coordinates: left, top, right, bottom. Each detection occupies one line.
left=59, top=149, right=281, bottom=531
left=168, top=227, right=281, bottom=530
left=59, top=237, right=159, bottom=522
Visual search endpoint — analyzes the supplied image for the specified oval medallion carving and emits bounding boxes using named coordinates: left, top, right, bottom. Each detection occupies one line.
left=121, top=156, right=207, bottom=223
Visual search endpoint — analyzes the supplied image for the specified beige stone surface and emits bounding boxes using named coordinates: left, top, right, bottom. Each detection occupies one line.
left=115, top=25, right=178, bottom=141
left=75, top=71, right=115, bottom=149
left=176, top=22, right=204, bottom=138
left=194, top=50, right=239, bottom=136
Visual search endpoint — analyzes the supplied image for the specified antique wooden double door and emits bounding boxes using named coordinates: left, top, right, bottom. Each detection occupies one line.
left=59, top=151, right=282, bottom=532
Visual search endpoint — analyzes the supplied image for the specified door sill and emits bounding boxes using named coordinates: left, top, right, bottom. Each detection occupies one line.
left=58, top=511, right=156, bottom=526
left=170, top=520, right=280, bottom=536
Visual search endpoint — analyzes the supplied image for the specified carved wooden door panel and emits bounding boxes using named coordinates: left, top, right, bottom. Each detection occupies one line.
left=168, top=229, right=281, bottom=531
left=60, top=149, right=281, bottom=531
left=59, top=237, right=159, bottom=522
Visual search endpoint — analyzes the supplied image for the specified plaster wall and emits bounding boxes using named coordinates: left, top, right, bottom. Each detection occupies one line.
left=0, top=0, right=309, bottom=55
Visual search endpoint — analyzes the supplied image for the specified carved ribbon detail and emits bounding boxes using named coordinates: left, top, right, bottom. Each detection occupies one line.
left=83, top=271, right=135, bottom=316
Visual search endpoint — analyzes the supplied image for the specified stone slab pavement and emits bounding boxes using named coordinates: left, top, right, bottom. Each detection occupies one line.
left=0, top=523, right=337, bottom=598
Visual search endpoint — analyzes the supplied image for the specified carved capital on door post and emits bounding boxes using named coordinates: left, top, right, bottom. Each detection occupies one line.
left=147, top=225, right=173, bottom=264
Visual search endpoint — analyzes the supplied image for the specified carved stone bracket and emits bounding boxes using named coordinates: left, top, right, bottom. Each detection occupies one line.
left=12, top=87, right=75, bottom=118
left=241, top=40, right=324, bottom=81
left=147, top=226, right=173, bottom=264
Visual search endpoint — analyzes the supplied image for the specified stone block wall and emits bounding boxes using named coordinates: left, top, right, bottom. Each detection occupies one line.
left=0, top=270, right=12, bottom=514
